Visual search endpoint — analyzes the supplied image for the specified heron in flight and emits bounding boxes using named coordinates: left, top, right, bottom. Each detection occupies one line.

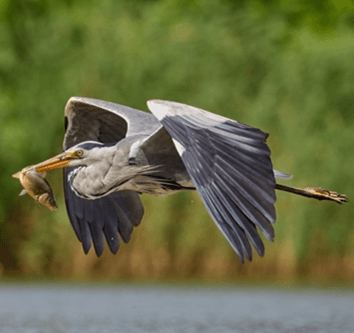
left=30, top=97, right=347, bottom=263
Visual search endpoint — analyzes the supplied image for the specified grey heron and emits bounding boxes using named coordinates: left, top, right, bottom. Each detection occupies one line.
left=29, top=97, right=347, bottom=263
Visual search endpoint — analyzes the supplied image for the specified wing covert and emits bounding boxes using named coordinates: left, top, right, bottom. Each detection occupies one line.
left=64, top=97, right=160, bottom=149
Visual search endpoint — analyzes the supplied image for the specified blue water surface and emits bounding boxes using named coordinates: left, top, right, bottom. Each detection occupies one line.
left=0, top=283, right=353, bottom=333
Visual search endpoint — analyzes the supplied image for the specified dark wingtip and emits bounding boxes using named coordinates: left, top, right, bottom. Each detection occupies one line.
left=120, top=233, right=132, bottom=244
left=263, top=229, right=275, bottom=242
left=105, top=234, right=120, bottom=254
left=258, top=248, right=265, bottom=258
left=245, top=251, right=252, bottom=263
left=109, top=244, right=120, bottom=255
left=239, top=255, right=245, bottom=264
left=93, top=244, right=104, bottom=257
left=82, top=242, right=91, bottom=254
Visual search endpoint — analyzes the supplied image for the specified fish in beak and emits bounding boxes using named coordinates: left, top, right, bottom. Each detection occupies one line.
left=12, top=167, right=58, bottom=211
left=12, top=151, right=79, bottom=211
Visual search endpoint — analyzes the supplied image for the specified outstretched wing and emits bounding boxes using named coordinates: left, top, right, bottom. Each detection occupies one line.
left=63, top=97, right=159, bottom=256
left=64, top=167, right=144, bottom=256
left=147, top=100, right=276, bottom=263
left=64, top=96, right=160, bottom=149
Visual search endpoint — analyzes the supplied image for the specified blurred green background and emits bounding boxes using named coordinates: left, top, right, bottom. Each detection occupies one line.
left=0, top=0, right=353, bottom=283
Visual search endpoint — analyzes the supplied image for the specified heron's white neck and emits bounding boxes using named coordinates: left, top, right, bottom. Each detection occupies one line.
left=69, top=145, right=117, bottom=198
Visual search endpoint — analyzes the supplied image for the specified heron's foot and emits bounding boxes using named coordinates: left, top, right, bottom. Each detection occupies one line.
left=304, top=187, right=348, bottom=204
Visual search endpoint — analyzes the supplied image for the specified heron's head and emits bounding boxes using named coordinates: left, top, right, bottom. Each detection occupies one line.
left=34, top=142, right=107, bottom=173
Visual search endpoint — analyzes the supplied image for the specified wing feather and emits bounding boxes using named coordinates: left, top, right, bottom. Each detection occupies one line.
left=64, top=167, right=145, bottom=255
left=64, top=97, right=160, bottom=149
left=62, top=100, right=150, bottom=256
left=148, top=100, right=276, bottom=262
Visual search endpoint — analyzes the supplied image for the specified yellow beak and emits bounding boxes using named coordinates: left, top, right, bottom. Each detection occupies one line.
left=34, top=152, right=76, bottom=173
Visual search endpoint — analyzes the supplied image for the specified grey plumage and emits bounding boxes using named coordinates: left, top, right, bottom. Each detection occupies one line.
left=61, top=97, right=288, bottom=262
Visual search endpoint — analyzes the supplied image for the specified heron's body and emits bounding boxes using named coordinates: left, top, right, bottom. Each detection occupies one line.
left=23, top=97, right=347, bottom=263
left=67, top=136, right=194, bottom=199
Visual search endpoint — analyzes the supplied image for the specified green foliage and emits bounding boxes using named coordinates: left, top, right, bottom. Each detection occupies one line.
left=0, top=0, right=353, bottom=281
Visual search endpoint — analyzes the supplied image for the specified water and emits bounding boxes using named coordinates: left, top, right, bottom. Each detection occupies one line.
left=0, top=284, right=353, bottom=333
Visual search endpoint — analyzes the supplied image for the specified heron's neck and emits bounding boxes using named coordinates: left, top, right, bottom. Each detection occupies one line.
left=70, top=145, right=117, bottom=198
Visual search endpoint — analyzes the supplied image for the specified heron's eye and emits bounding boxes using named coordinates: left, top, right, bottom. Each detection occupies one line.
left=74, top=149, right=84, bottom=158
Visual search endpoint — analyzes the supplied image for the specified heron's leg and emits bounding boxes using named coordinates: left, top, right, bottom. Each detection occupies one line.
left=275, top=184, right=348, bottom=204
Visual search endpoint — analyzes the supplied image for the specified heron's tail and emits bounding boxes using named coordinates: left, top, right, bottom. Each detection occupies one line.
left=275, top=184, right=348, bottom=204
